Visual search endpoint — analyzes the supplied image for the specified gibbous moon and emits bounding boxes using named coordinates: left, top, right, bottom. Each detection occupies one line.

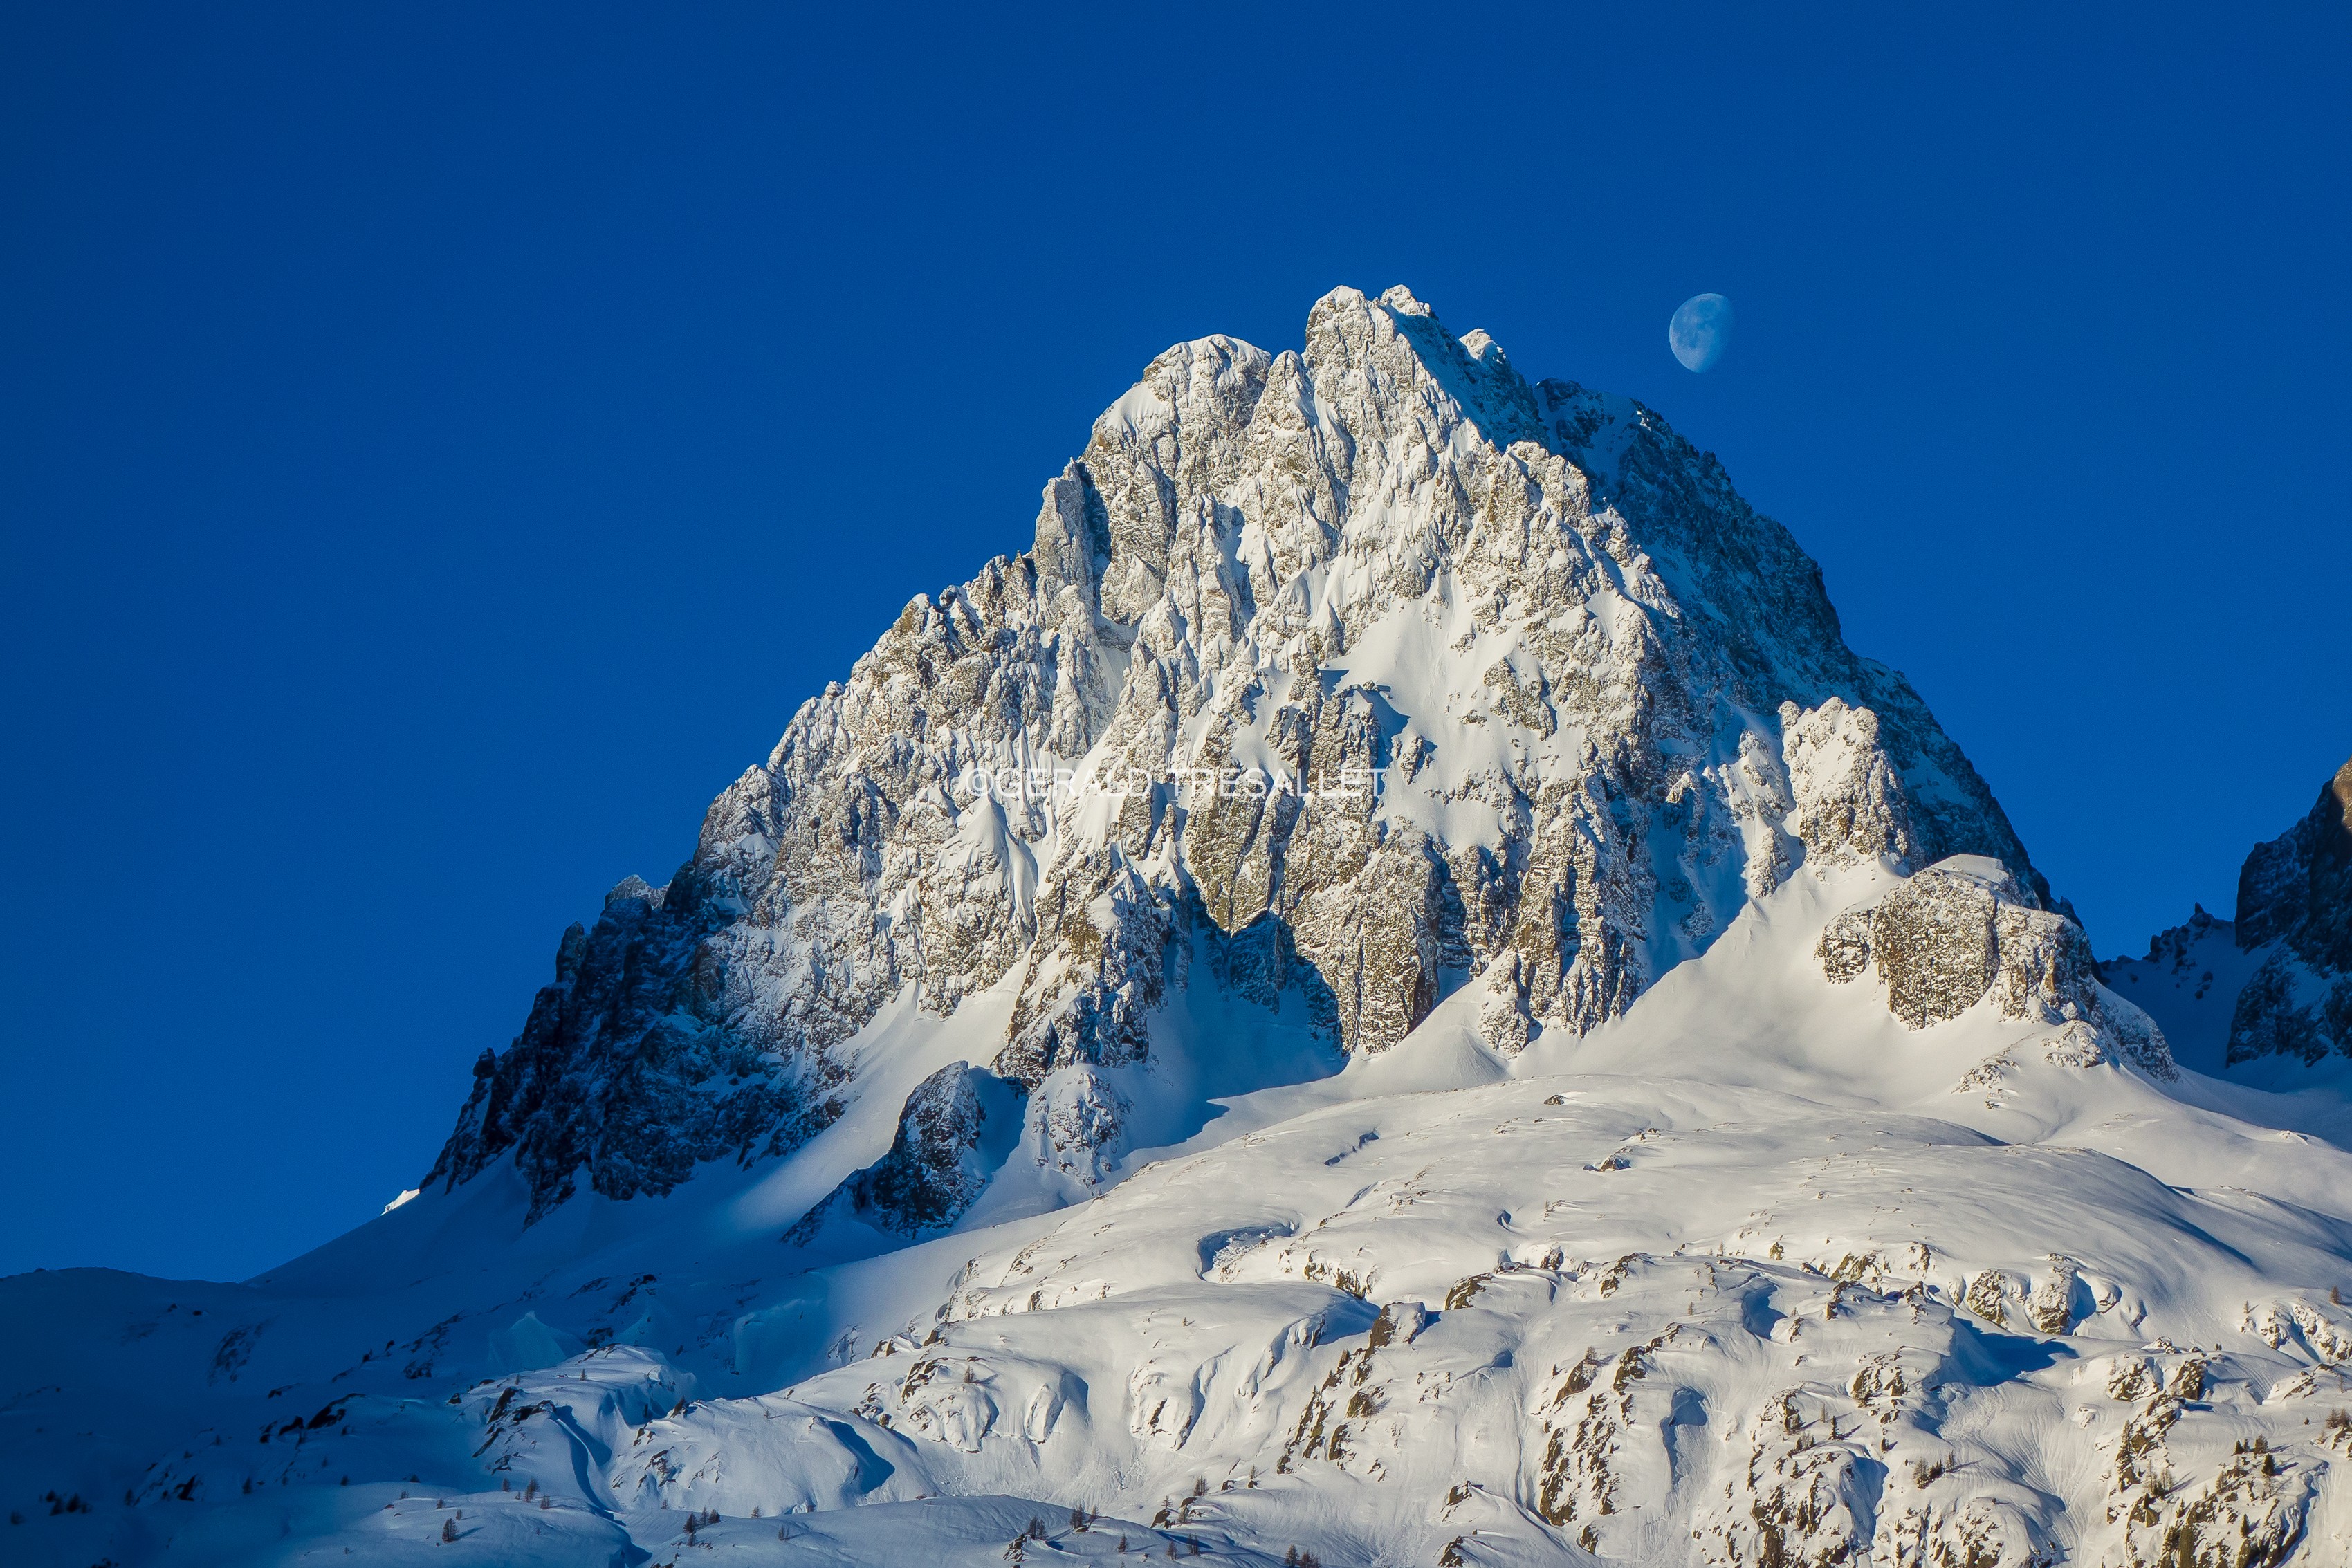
left=1669, top=293, right=1733, bottom=373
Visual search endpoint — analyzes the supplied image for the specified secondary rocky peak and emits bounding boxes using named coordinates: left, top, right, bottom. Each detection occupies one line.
left=2228, top=751, right=2352, bottom=1067
left=2238, top=755, right=2352, bottom=968
left=2102, top=749, right=2352, bottom=1076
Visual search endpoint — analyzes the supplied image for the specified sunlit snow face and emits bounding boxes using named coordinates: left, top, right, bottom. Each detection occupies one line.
left=1669, top=292, right=1733, bottom=372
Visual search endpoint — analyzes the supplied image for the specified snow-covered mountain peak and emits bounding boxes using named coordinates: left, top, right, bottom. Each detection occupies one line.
left=418, top=284, right=2053, bottom=1226
left=15, top=288, right=2351, bottom=1568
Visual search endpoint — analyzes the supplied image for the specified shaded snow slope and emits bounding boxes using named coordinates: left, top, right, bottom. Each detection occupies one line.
left=2102, top=910, right=2274, bottom=1077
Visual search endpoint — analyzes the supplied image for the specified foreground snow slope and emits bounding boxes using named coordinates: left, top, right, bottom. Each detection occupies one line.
left=8, top=863, right=2352, bottom=1567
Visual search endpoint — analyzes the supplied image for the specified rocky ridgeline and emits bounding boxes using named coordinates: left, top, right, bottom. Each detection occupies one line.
left=428, top=285, right=2052, bottom=1219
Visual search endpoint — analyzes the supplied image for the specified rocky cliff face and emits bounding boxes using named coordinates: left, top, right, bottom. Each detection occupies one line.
left=428, top=285, right=2048, bottom=1218
left=2229, top=756, right=2352, bottom=1065
left=1821, top=855, right=2176, bottom=1078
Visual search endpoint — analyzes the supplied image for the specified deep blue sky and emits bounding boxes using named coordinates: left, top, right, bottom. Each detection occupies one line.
left=3, top=4, right=2345, bottom=1282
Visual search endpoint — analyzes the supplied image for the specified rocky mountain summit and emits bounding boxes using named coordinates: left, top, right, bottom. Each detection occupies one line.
left=428, top=284, right=2047, bottom=1223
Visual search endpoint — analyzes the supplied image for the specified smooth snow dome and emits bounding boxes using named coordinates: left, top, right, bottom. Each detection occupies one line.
left=1669, top=291, right=1734, bottom=371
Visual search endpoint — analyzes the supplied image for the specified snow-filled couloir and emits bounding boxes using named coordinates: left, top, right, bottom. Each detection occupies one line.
left=6, top=286, right=2349, bottom=1568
